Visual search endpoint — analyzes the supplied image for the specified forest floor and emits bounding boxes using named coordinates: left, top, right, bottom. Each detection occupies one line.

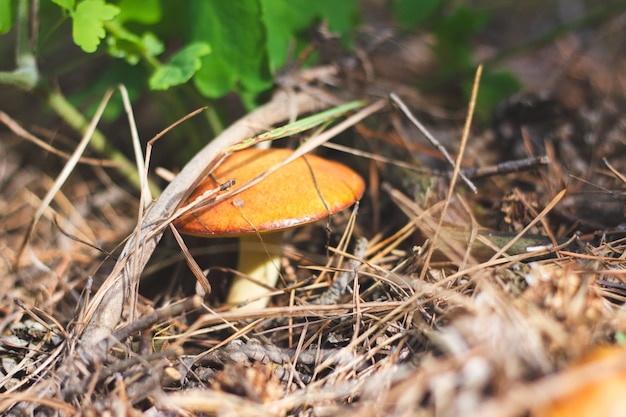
left=2, top=2, right=626, bottom=416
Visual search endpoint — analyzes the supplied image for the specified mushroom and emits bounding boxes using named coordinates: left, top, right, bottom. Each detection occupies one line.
left=174, top=148, right=365, bottom=309
left=531, top=346, right=626, bottom=417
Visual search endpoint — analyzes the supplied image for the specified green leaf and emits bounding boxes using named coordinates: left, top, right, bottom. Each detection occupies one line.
left=149, top=42, right=211, bottom=90
left=435, top=5, right=488, bottom=42
left=314, top=0, right=358, bottom=36
left=50, top=0, right=75, bottom=12
left=261, top=0, right=315, bottom=71
left=392, top=0, right=440, bottom=29
left=189, top=0, right=272, bottom=98
left=0, top=0, right=13, bottom=34
left=72, top=0, right=120, bottom=53
left=261, top=0, right=358, bottom=71
left=107, top=30, right=164, bottom=65
left=434, top=6, right=489, bottom=74
left=116, top=0, right=161, bottom=24
left=462, top=69, right=521, bottom=122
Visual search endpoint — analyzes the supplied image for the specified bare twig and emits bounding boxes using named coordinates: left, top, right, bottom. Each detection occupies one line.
left=390, top=92, right=477, bottom=193
left=14, top=88, right=115, bottom=271
left=419, top=65, right=483, bottom=281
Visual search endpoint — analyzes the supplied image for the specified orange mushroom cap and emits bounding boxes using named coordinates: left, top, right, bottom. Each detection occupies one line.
left=174, top=148, right=365, bottom=237
left=532, top=346, right=626, bottom=417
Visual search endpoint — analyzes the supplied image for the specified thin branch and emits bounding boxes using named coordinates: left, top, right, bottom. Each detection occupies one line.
left=390, top=92, right=476, bottom=193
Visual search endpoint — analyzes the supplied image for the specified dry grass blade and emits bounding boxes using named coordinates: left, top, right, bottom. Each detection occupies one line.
left=169, top=224, right=212, bottom=294
left=488, top=188, right=566, bottom=261
left=419, top=65, right=482, bottom=281
left=0, top=393, right=76, bottom=414
left=119, top=84, right=152, bottom=208
left=390, top=92, right=477, bottom=192
left=0, top=110, right=117, bottom=167
left=14, top=88, right=115, bottom=271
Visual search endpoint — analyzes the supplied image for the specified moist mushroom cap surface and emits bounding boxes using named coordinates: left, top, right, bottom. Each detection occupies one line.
left=174, top=148, right=365, bottom=237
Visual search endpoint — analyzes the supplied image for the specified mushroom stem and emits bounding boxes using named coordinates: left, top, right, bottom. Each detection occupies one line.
left=226, top=232, right=283, bottom=309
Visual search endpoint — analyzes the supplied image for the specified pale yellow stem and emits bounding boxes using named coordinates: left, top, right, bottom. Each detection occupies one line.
left=226, top=232, right=283, bottom=310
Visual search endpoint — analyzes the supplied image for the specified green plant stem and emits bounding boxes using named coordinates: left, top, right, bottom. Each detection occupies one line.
left=15, top=0, right=34, bottom=69
left=204, top=101, right=223, bottom=136
left=0, top=69, right=37, bottom=89
left=104, top=20, right=225, bottom=152
left=42, top=85, right=160, bottom=195
left=3, top=0, right=39, bottom=90
left=0, top=0, right=159, bottom=195
left=103, top=20, right=162, bottom=70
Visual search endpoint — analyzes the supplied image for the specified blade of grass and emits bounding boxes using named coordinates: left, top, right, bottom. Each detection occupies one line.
left=224, top=100, right=366, bottom=152
left=15, top=88, right=115, bottom=271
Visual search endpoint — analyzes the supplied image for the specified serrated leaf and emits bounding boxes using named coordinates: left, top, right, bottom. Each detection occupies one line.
left=0, top=0, right=13, bottom=34
left=50, top=0, right=75, bottom=12
left=149, top=42, right=211, bottom=90
left=72, top=0, right=120, bottom=53
left=116, top=0, right=161, bottom=24
left=189, top=0, right=272, bottom=98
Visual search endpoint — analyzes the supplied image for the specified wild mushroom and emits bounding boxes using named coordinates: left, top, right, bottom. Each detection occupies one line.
left=531, top=346, right=626, bottom=417
left=174, top=148, right=365, bottom=309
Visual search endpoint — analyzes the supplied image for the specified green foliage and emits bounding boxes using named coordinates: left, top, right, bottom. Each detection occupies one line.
left=188, top=0, right=271, bottom=98
left=12, top=0, right=519, bottom=135
left=72, top=1, right=119, bottom=53
left=261, top=0, right=358, bottom=71
left=106, top=28, right=164, bottom=66
left=50, top=0, right=74, bottom=11
left=42, top=0, right=359, bottom=113
left=392, top=0, right=439, bottom=29
left=434, top=6, right=489, bottom=74
left=52, top=0, right=120, bottom=53
left=391, top=0, right=520, bottom=121
left=150, top=42, right=211, bottom=91
left=463, top=70, right=521, bottom=121
left=0, top=0, right=13, bottom=34
left=115, top=0, right=161, bottom=24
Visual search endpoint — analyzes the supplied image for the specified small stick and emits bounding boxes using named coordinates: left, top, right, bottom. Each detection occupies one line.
left=97, top=347, right=182, bottom=382
left=459, top=155, right=550, bottom=179
left=603, top=157, right=626, bottom=186
left=419, top=65, right=483, bottom=281
left=112, top=296, right=202, bottom=343
left=390, top=92, right=477, bottom=193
